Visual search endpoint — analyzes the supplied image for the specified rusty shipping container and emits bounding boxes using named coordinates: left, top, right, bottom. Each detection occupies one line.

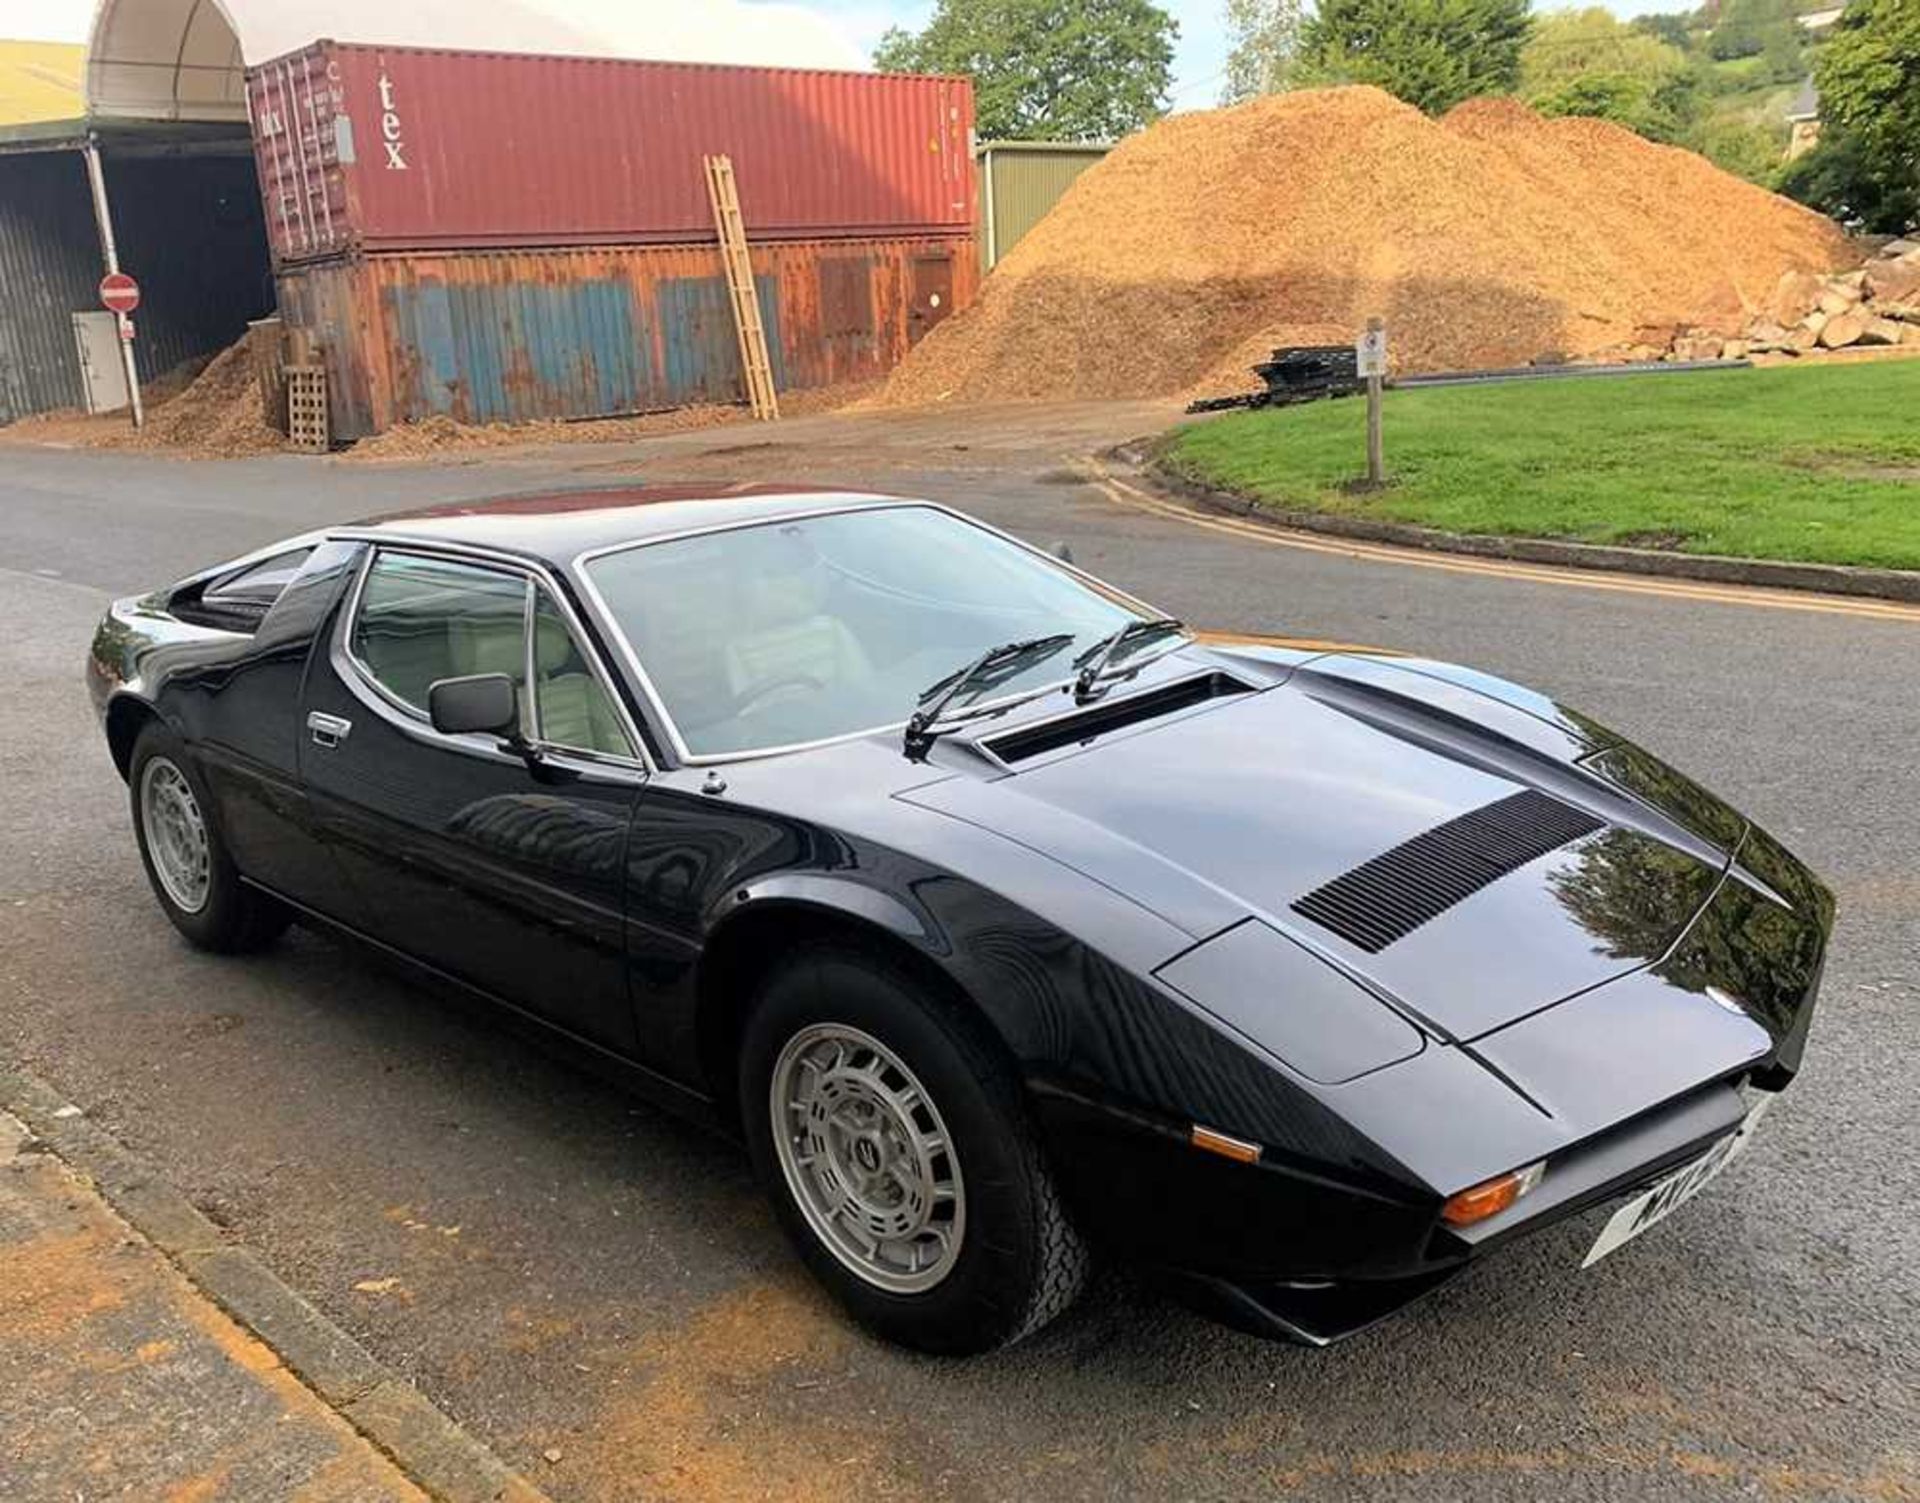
left=277, top=236, right=976, bottom=438
left=248, top=42, right=975, bottom=265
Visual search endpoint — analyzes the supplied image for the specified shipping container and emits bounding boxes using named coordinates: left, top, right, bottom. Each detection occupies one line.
left=976, top=139, right=1110, bottom=271
left=278, top=235, right=977, bottom=438
left=248, top=43, right=975, bottom=265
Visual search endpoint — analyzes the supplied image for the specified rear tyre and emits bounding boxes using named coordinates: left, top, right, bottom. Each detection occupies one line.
left=741, top=946, right=1089, bottom=1354
left=128, top=722, right=290, bottom=954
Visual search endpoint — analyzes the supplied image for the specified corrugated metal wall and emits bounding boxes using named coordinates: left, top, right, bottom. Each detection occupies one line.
left=109, top=154, right=276, bottom=380
left=977, top=141, right=1110, bottom=270
left=0, top=148, right=273, bottom=424
left=0, top=152, right=96, bottom=423
left=280, top=236, right=977, bottom=438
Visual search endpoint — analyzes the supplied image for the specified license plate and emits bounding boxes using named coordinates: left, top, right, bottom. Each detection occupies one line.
left=1581, top=1095, right=1772, bottom=1269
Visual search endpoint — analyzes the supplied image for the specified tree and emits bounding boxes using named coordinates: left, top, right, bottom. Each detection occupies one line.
left=873, top=0, right=1177, bottom=141
left=1686, top=112, right=1786, bottom=182
left=1220, top=0, right=1305, bottom=103
left=1813, top=0, right=1920, bottom=212
left=1632, top=12, right=1696, bottom=52
left=1779, top=130, right=1920, bottom=234
left=1521, top=8, right=1699, bottom=141
left=1707, top=0, right=1801, bottom=77
left=1294, top=0, right=1534, bottom=115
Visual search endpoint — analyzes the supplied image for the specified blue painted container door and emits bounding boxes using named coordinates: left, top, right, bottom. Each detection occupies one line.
left=656, top=274, right=786, bottom=405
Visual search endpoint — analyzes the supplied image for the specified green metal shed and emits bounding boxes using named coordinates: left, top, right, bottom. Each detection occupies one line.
left=975, top=140, right=1112, bottom=271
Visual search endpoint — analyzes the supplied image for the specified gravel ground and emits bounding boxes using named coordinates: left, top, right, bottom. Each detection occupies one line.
left=1, top=408, right=1915, bottom=1502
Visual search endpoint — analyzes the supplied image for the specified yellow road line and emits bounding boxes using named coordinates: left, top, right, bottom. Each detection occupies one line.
left=1084, top=464, right=1920, bottom=626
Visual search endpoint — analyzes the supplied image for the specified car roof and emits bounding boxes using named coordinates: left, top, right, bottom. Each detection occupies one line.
left=337, top=484, right=910, bottom=565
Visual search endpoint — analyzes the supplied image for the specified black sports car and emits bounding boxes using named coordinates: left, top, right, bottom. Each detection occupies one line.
left=87, top=485, right=1833, bottom=1353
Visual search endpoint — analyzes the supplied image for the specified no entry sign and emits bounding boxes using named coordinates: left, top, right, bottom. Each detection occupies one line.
left=99, top=272, right=141, bottom=314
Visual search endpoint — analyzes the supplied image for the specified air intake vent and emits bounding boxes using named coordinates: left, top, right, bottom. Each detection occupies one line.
left=986, top=673, right=1251, bottom=764
left=1291, top=790, right=1603, bottom=953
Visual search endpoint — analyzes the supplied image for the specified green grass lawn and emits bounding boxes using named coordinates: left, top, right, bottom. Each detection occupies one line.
left=1160, top=362, right=1920, bottom=570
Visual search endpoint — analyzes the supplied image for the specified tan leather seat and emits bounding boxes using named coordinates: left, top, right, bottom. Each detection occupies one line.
left=446, top=610, right=530, bottom=735
left=533, top=613, right=630, bottom=756
left=723, top=565, right=871, bottom=704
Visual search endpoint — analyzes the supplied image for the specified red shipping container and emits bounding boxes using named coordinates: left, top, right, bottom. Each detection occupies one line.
left=247, top=42, right=975, bottom=265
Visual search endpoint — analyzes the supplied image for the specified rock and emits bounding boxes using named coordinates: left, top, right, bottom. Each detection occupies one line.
left=1672, top=335, right=1725, bottom=361
left=1766, top=270, right=1827, bottom=325
left=1819, top=311, right=1868, bottom=348
left=1817, top=286, right=1863, bottom=317
left=1626, top=343, right=1663, bottom=362
left=1864, top=257, right=1920, bottom=305
left=1722, top=339, right=1750, bottom=360
left=1837, top=269, right=1868, bottom=289
left=1783, top=326, right=1822, bottom=354
left=1802, top=308, right=1830, bottom=334
left=1746, top=318, right=1790, bottom=344
left=1860, top=317, right=1905, bottom=346
left=1906, top=324, right=1920, bottom=345
left=1881, top=238, right=1919, bottom=258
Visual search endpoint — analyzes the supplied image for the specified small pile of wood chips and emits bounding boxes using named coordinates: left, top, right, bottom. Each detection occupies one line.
left=879, top=87, right=1855, bottom=405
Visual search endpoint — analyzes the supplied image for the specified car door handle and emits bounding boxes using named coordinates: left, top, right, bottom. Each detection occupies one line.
left=306, top=711, right=352, bottom=749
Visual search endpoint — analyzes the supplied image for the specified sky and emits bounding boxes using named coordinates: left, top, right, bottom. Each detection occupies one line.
left=10, top=0, right=1693, bottom=114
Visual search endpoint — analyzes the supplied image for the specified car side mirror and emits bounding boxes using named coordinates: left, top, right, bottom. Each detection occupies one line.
left=428, top=673, right=520, bottom=739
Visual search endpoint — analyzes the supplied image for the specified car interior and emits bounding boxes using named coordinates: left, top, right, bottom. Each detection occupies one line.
left=351, top=553, right=631, bottom=757
left=591, top=509, right=1131, bottom=756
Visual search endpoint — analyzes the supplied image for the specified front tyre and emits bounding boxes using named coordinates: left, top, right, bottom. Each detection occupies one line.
left=741, top=948, right=1088, bottom=1355
left=129, top=722, right=290, bottom=953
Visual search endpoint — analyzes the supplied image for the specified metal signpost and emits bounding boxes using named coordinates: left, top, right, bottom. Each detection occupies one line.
left=1356, top=317, right=1387, bottom=486
left=81, top=140, right=144, bottom=431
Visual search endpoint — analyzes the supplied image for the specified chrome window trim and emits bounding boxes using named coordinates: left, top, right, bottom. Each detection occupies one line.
left=568, top=500, right=1170, bottom=767
left=334, top=540, right=654, bottom=774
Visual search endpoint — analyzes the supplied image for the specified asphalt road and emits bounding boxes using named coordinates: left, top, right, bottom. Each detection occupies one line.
left=2, top=416, right=1916, bottom=1502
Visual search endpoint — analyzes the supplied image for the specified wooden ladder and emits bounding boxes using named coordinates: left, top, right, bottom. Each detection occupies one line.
left=703, top=154, right=780, bottom=421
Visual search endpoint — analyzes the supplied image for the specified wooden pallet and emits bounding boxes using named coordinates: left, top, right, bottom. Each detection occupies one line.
left=285, top=363, right=330, bottom=453
left=702, top=154, right=781, bottom=421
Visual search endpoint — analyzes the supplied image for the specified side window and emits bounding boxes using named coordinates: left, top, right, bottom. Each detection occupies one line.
left=204, top=547, right=316, bottom=608
left=531, top=589, right=635, bottom=758
left=350, top=552, right=530, bottom=732
left=174, top=546, right=316, bottom=630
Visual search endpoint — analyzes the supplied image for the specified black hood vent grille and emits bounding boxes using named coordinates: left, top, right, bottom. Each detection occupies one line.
left=1291, top=789, right=1603, bottom=953
left=985, top=672, right=1251, bottom=764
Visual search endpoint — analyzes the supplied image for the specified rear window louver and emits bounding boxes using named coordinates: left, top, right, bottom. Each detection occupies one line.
left=1291, top=789, right=1604, bottom=953
left=985, top=673, right=1251, bottom=764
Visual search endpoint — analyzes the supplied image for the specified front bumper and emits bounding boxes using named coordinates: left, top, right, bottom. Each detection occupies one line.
left=1158, top=1081, right=1758, bottom=1345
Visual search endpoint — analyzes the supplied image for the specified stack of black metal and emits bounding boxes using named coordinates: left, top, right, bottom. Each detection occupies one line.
left=1186, top=344, right=1366, bottom=414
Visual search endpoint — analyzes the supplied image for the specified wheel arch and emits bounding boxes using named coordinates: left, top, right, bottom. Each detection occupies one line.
left=695, top=893, right=996, bottom=1132
left=104, top=693, right=163, bottom=782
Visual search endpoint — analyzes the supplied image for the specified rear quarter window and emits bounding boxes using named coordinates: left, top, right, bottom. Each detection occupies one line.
left=172, top=547, right=316, bottom=631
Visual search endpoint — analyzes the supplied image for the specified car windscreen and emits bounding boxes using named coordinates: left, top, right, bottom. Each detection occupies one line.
left=582, top=506, right=1147, bottom=757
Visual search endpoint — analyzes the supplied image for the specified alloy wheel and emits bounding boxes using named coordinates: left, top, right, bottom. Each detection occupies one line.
left=769, top=1022, right=966, bottom=1293
left=140, top=757, right=211, bottom=914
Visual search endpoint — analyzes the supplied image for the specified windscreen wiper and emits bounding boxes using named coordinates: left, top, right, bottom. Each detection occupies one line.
left=904, top=633, right=1076, bottom=758
left=1071, top=617, right=1187, bottom=703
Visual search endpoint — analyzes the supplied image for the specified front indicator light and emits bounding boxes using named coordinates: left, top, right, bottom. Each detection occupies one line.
left=1190, top=1124, right=1263, bottom=1164
left=1440, top=1161, right=1546, bottom=1227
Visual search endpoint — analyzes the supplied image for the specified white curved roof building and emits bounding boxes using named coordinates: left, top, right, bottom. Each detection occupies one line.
left=86, top=0, right=866, bottom=121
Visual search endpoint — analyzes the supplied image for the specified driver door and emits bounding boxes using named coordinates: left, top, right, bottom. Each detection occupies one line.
left=299, top=547, right=648, bottom=1056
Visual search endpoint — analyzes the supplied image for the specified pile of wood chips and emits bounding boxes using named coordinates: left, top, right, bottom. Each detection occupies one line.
left=879, top=87, right=1856, bottom=405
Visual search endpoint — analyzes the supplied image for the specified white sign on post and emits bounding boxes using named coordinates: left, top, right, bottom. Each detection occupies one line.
left=1355, top=325, right=1388, bottom=378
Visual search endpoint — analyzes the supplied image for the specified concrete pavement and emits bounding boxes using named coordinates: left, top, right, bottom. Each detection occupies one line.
left=1, top=412, right=1917, bottom=1502
left=0, top=1105, right=428, bottom=1501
